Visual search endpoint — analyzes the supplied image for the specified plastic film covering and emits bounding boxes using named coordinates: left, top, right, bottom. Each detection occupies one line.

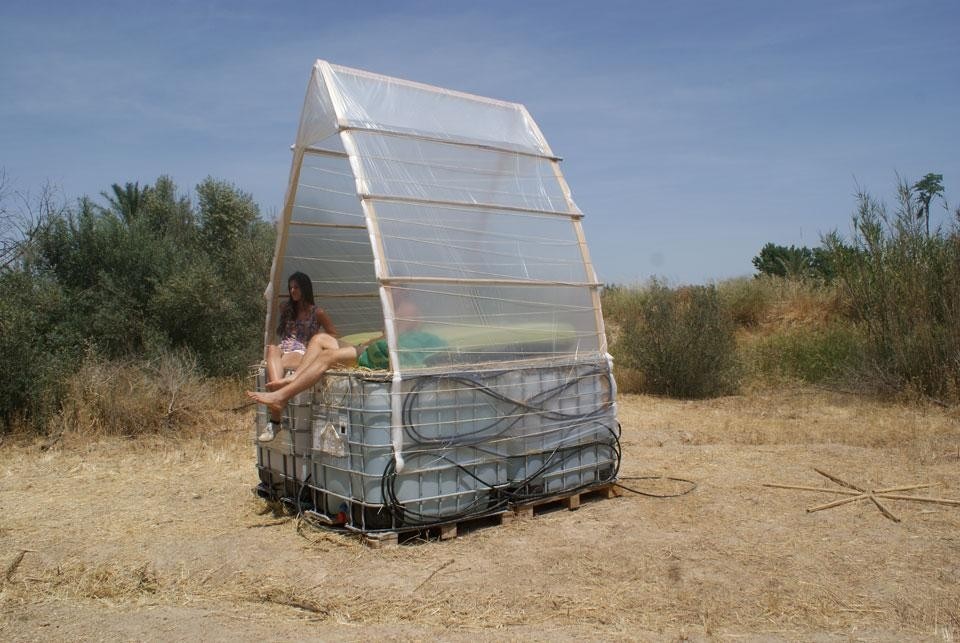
left=384, top=284, right=599, bottom=367
left=279, top=145, right=381, bottom=337
left=350, top=132, right=574, bottom=213
left=323, top=64, right=550, bottom=155
left=375, top=202, right=587, bottom=281
left=294, top=63, right=341, bottom=151
left=291, top=149, right=365, bottom=227
left=269, top=60, right=604, bottom=366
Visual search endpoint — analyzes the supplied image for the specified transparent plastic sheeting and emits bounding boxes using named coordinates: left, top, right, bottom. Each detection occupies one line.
left=349, top=132, right=573, bottom=213
left=272, top=283, right=600, bottom=366
left=375, top=202, right=588, bottom=282
left=254, top=361, right=619, bottom=531
left=290, top=151, right=366, bottom=227
left=385, top=284, right=599, bottom=366
left=319, top=64, right=551, bottom=155
left=268, top=60, right=607, bottom=370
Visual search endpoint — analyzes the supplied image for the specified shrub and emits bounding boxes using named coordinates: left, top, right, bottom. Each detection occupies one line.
left=2, top=174, right=274, bottom=434
left=822, top=182, right=960, bottom=402
left=601, top=283, right=647, bottom=325
left=722, top=276, right=843, bottom=333
left=614, top=281, right=739, bottom=398
left=31, top=176, right=274, bottom=377
left=0, top=270, right=79, bottom=433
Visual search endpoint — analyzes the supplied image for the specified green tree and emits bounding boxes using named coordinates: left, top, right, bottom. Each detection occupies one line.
left=752, top=243, right=813, bottom=279
left=4, top=174, right=276, bottom=431
left=0, top=270, right=77, bottom=432
left=196, top=177, right=259, bottom=254
left=32, top=175, right=274, bottom=375
left=101, top=181, right=152, bottom=224
left=139, top=175, right=194, bottom=238
left=911, top=173, right=944, bottom=236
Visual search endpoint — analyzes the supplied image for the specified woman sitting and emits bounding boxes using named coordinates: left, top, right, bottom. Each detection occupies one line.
left=267, top=271, right=337, bottom=388
left=251, top=298, right=444, bottom=442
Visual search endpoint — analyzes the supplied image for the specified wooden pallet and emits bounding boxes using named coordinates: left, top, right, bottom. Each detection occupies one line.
left=359, top=483, right=622, bottom=548
left=510, top=483, right=622, bottom=519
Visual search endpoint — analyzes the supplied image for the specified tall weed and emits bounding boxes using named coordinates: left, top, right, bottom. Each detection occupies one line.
left=823, top=183, right=960, bottom=402
left=718, top=276, right=772, bottom=328
left=745, top=324, right=866, bottom=384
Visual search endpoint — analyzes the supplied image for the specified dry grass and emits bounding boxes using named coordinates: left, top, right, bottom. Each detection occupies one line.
left=718, top=276, right=843, bottom=334
left=52, top=352, right=248, bottom=438
left=619, top=386, right=960, bottom=460
left=2, top=387, right=960, bottom=640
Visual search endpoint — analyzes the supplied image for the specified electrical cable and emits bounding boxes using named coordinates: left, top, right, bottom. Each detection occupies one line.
left=401, top=365, right=614, bottom=447
left=290, top=365, right=694, bottom=533
left=615, top=476, right=697, bottom=498
left=377, top=369, right=624, bottom=527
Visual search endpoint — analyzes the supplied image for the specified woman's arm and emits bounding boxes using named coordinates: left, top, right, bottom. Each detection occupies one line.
left=315, top=306, right=338, bottom=337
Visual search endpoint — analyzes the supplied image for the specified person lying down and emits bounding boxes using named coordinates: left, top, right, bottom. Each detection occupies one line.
left=247, top=329, right=444, bottom=442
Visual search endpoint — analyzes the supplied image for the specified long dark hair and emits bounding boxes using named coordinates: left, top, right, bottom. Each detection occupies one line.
left=287, top=271, right=315, bottom=311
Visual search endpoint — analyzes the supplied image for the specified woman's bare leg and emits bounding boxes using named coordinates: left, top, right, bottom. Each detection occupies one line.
left=247, top=344, right=358, bottom=419
left=266, top=344, right=284, bottom=384
left=265, top=351, right=304, bottom=390
left=295, top=333, right=340, bottom=372
left=266, top=333, right=339, bottom=390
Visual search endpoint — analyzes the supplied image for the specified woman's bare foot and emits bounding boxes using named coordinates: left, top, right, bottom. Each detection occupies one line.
left=265, top=374, right=294, bottom=391
left=246, top=390, right=285, bottom=417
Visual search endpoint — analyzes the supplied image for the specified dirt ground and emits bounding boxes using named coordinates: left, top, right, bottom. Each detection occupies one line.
left=2, top=387, right=959, bottom=641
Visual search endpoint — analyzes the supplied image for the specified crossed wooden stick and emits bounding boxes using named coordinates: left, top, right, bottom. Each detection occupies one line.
left=764, top=468, right=960, bottom=523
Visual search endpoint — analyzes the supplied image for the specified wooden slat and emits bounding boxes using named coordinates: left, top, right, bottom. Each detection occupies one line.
left=360, top=192, right=581, bottom=219
left=341, top=124, right=562, bottom=162
left=380, top=276, right=600, bottom=287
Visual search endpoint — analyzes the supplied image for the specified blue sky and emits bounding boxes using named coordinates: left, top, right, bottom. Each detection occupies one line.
left=1, top=0, right=958, bottom=284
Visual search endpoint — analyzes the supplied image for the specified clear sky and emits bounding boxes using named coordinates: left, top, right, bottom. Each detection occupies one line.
left=1, top=0, right=958, bottom=285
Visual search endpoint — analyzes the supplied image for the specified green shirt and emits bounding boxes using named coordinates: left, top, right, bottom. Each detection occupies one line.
left=357, top=331, right=446, bottom=369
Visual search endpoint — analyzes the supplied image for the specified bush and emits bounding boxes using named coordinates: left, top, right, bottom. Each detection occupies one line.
left=746, top=324, right=866, bottom=384
left=31, top=176, right=274, bottom=376
left=614, top=281, right=739, bottom=398
left=822, top=182, right=960, bottom=402
left=0, top=270, right=79, bottom=432
left=1, top=174, right=274, bottom=434
left=58, top=351, right=217, bottom=436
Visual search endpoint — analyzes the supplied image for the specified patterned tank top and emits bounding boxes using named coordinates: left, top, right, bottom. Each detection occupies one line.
left=277, top=303, right=322, bottom=353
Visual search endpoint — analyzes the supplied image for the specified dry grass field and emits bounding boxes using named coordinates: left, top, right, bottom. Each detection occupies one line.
left=2, top=386, right=959, bottom=641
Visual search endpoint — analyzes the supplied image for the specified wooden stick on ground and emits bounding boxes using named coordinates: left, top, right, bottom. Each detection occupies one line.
left=4, top=549, right=35, bottom=582
left=873, top=483, right=938, bottom=494
left=813, top=468, right=866, bottom=492
left=763, top=483, right=861, bottom=496
left=768, top=470, right=960, bottom=522
left=876, top=494, right=960, bottom=507
left=869, top=496, right=901, bottom=522
left=807, top=495, right=867, bottom=513
left=413, top=558, right=455, bottom=593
